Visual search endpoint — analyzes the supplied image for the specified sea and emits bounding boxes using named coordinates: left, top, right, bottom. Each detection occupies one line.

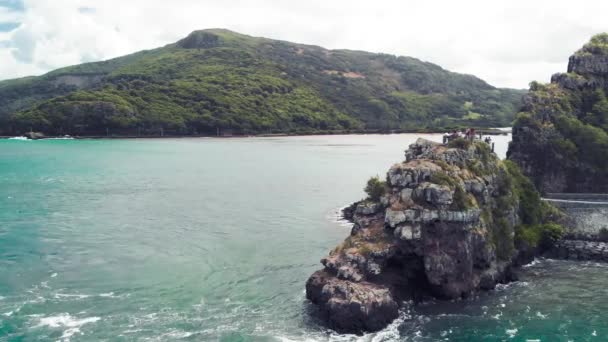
left=1, top=133, right=606, bottom=341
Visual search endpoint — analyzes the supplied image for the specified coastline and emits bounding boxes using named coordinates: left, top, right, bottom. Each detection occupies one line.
left=1, top=127, right=511, bottom=140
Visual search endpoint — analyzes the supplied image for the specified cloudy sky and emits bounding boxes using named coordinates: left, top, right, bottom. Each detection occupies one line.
left=0, top=0, right=606, bottom=88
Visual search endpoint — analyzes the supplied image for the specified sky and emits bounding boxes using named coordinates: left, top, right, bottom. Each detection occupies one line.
left=0, top=0, right=606, bottom=88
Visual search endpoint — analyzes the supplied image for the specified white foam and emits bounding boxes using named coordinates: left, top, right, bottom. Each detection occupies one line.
left=54, top=293, right=91, bottom=300
left=506, top=328, right=518, bottom=338
left=34, top=313, right=100, bottom=341
left=98, top=292, right=116, bottom=298
left=535, top=311, right=547, bottom=319
left=51, top=273, right=58, bottom=278
left=327, top=205, right=354, bottom=229
left=522, top=258, right=542, bottom=268
left=163, top=330, right=196, bottom=339
left=8, top=136, right=29, bottom=140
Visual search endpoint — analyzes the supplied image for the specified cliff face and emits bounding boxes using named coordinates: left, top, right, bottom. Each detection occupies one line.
left=306, top=138, right=556, bottom=333
left=508, top=33, right=608, bottom=193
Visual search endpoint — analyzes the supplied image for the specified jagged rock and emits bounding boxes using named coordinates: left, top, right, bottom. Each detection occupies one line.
left=306, top=270, right=399, bottom=333
left=307, top=138, right=542, bottom=333
left=355, top=202, right=382, bottom=215
left=394, top=224, right=422, bottom=240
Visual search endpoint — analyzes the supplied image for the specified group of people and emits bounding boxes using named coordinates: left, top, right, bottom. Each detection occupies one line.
left=442, top=128, right=492, bottom=145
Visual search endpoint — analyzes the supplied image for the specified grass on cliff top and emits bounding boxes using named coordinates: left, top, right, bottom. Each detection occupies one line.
left=577, top=32, right=608, bottom=56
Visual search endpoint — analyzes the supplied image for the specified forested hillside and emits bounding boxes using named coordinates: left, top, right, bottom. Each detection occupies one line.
left=0, top=29, right=524, bottom=136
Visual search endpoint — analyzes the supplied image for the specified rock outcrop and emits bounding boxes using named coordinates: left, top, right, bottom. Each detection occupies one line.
left=307, top=138, right=555, bottom=333
left=508, top=33, right=608, bottom=193
left=24, top=131, right=45, bottom=140
left=547, top=240, right=608, bottom=262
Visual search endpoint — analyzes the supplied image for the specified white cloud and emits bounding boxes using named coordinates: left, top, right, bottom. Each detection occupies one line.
left=0, top=0, right=607, bottom=88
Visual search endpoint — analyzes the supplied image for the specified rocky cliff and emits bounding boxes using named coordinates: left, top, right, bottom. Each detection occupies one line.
left=306, top=138, right=561, bottom=333
left=508, top=33, right=608, bottom=193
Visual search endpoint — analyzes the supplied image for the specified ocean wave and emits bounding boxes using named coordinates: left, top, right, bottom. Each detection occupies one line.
left=494, top=281, right=529, bottom=291
left=506, top=328, right=518, bottom=338
left=33, top=313, right=100, bottom=341
left=522, top=258, right=542, bottom=268
left=7, top=136, right=30, bottom=141
left=327, top=205, right=354, bottom=229
left=53, top=293, right=92, bottom=300
left=274, top=307, right=413, bottom=342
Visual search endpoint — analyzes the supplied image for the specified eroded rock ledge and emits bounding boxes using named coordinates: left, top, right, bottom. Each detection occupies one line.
left=306, top=138, right=559, bottom=333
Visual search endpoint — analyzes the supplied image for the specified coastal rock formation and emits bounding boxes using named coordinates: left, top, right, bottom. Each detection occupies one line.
left=306, top=138, right=560, bottom=333
left=547, top=240, right=608, bottom=262
left=508, top=33, right=608, bottom=193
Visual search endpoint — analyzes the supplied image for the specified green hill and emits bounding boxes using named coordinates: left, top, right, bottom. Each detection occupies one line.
left=0, top=29, right=524, bottom=136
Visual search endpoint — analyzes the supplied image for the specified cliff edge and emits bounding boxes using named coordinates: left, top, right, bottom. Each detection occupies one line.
left=508, top=33, right=608, bottom=193
left=306, top=138, right=562, bottom=333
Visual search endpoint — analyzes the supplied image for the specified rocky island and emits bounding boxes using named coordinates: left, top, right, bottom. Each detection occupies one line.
left=306, top=138, right=563, bottom=333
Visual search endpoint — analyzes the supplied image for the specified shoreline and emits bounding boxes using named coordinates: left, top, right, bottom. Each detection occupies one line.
left=1, top=128, right=511, bottom=140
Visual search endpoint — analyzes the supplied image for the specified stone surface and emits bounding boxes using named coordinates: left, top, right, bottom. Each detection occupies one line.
left=547, top=239, right=608, bottom=262
left=306, top=138, right=529, bottom=333
left=24, top=131, right=45, bottom=140
left=305, top=270, right=399, bottom=333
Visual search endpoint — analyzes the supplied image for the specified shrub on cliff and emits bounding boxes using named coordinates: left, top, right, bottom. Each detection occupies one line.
left=503, top=160, right=544, bottom=225
left=516, top=223, right=565, bottom=250
left=364, top=176, right=387, bottom=202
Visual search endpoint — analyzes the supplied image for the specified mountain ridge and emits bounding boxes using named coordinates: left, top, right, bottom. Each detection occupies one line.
left=0, top=29, right=524, bottom=136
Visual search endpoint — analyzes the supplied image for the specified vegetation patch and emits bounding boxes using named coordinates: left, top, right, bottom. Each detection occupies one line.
left=430, top=171, right=457, bottom=188
left=364, top=176, right=388, bottom=202
left=515, top=223, right=565, bottom=249
left=452, top=185, right=475, bottom=210
left=447, top=137, right=471, bottom=149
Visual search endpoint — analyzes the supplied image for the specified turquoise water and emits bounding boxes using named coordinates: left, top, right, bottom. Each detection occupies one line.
left=0, top=134, right=606, bottom=341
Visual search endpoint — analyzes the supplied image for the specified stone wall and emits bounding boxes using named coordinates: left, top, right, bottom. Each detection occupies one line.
left=544, top=193, right=608, bottom=240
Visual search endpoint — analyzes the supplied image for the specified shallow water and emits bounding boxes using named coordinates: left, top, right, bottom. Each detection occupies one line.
left=1, top=133, right=606, bottom=341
